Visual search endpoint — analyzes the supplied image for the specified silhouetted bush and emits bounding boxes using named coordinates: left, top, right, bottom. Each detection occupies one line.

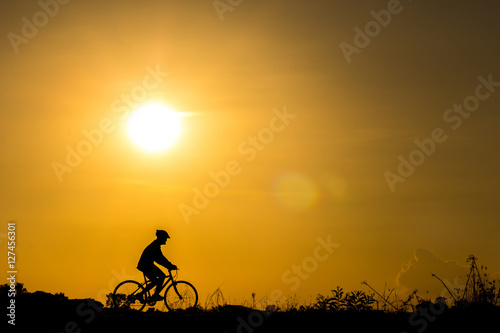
left=314, top=286, right=375, bottom=312
left=433, top=255, right=500, bottom=309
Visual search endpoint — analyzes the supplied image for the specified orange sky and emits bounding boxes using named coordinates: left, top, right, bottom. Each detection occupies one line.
left=1, top=0, right=500, bottom=306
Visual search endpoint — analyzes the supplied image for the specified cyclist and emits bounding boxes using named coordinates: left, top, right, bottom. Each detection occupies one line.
left=137, top=230, right=177, bottom=301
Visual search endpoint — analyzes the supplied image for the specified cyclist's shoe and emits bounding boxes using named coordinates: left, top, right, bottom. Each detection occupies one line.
left=134, top=292, right=146, bottom=303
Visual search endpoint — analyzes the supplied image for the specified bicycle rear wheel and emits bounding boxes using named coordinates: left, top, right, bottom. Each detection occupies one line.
left=112, top=280, right=146, bottom=311
left=164, top=281, right=198, bottom=310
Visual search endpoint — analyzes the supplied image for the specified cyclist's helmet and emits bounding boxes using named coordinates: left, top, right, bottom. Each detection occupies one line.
left=156, top=230, right=170, bottom=239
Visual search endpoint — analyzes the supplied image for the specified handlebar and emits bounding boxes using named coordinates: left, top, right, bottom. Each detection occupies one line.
left=169, top=269, right=179, bottom=281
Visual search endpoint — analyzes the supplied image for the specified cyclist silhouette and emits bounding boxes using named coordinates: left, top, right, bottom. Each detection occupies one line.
left=137, top=230, right=177, bottom=301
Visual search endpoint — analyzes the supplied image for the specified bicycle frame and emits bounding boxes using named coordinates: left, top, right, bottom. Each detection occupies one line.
left=111, top=268, right=197, bottom=311
left=141, top=270, right=180, bottom=299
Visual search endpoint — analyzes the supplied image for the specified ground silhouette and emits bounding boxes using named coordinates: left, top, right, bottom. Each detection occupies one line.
left=2, top=283, right=499, bottom=333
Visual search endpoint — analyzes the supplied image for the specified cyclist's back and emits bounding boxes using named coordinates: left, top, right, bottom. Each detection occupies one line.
left=136, top=230, right=176, bottom=301
left=137, top=239, right=173, bottom=271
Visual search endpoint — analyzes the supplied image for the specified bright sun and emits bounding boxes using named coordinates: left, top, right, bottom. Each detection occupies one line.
left=127, top=102, right=183, bottom=152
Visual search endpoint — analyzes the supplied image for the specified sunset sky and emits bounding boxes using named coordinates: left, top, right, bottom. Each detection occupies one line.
left=1, top=0, right=500, bottom=306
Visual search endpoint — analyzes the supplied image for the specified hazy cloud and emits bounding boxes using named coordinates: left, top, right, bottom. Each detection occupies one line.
left=396, top=248, right=468, bottom=297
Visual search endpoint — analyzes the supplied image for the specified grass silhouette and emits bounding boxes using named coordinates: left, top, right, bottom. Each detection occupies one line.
left=2, top=255, right=499, bottom=332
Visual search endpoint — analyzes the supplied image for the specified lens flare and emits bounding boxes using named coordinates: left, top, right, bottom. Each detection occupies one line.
left=272, top=172, right=319, bottom=211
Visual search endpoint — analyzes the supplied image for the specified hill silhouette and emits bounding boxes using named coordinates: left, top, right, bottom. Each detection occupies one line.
left=2, top=282, right=499, bottom=333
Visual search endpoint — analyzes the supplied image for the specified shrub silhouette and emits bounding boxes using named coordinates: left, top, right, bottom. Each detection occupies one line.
left=433, top=254, right=500, bottom=308
left=0, top=282, right=27, bottom=296
left=315, top=286, right=375, bottom=312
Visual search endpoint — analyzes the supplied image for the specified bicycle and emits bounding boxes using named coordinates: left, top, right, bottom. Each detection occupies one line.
left=111, top=269, right=198, bottom=311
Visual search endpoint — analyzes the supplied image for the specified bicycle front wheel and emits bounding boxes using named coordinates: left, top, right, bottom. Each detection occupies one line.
left=164, top=281, right=198, bottom=310
left=112, top=280, right=146, bottom=311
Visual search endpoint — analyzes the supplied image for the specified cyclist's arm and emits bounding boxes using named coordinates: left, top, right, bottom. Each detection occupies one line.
left=154, top=249, right=176, bottom=270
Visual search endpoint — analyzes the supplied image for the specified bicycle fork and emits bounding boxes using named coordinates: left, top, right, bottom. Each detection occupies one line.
left=172, top=282, right=183, bottom=299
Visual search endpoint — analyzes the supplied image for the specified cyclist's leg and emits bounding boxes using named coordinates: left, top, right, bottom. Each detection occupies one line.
left=141, top=276, right=155, bottom=294
left=137, top=268, right=157, bottom=297
left=144, top=265, right=166, bottom=297
left=151, top=266, right=166, bottom=296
